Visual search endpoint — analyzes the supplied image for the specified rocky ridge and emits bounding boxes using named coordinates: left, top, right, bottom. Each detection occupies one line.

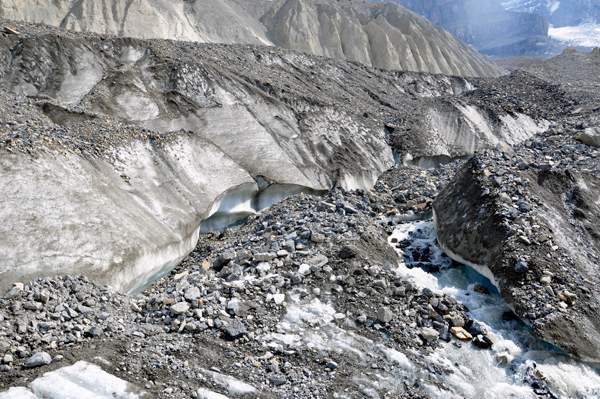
left=434, top=49, right=600, bottom=361
left=0, top=0, right=504, bottom=77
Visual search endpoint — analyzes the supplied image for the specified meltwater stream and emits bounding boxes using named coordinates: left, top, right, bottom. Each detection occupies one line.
left=389, top=221, right=600, bottom=398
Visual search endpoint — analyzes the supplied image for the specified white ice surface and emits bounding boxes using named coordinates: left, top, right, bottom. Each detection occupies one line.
left=549, top=23, right=600, bottom=47
left=197, top=388, right=229, bottom=399
left=0, top=361, right=142, bottom=399
left=200, top=369, right=256, bottom=396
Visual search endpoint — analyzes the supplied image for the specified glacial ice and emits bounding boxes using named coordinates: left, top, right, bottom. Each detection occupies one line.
left=0, top=361, right=143, bottom=399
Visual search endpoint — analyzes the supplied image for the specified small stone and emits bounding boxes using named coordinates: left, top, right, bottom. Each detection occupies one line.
left=515, top=260, right=529, bottom=273
left=173, top=271, right=188, bottom=281
left=23, top=302, right=42, bottom=311
left=326, top=361, right=338, bottom=370
left=25, top=352, right=52, bottom=368
left=3, top=354, right=13, bottom=364
left=496, top=353, right=513, bottom=364
left=89, top=326, right=103, bottom=337
left=499, top=193, right=512, bottom=204
left=372, top=279, right=388, bottom=290
left=540, top=275, right=551, bottom=285
left=394, top=287, right=406, bottom=297
left=449, top=314, right=465, bottom=327
left=420, top=327, right=439, bottom=342
left=310, top=233, right=325, bottom=243
left=579, top=128, right=600, bottom=147
left=1, top=365, right=11, bottom=372
left=338, top=246, right=357, bottom=259
left=170, top=302, right=190, bottom=315
left=450, top=327, right=473, bottom=341
left=184, top=287, right=201, bottom=301
left=519, top=236, right=531, bottom=245
left=39, top=290, right=50, bottom=303
left=472, top=334, right=493, bottom=349
left=377, top=307, right=393, bottom=323
left=226, top=321, right=247, bottom=339
left=4, top=282, right=24, bottom=299
left=268, top=376, right=286, bottom=386
left=291, top=274, right=303, bottom=285
left=422, top=287, right=434, bottom=297
left=132, top=331, right=145, bottom=339
left=254, top=253, right=275, bottom=262
left=226, top=298, right=247, bottom=317
left=130, top=302, right=141, bottom=312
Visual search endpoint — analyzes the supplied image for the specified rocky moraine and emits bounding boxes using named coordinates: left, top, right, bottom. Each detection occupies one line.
left=0, top=15, right=599, bottom=399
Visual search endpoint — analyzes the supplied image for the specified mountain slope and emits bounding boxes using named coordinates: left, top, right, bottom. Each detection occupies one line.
left=0, top=0, right=504, bottom=77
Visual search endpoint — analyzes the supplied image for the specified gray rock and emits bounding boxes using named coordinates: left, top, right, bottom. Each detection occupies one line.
left=579, top=128, right=600, bottom=147
left=226, top=298, right=247, bottom=317
left=25, top=352, right=52, bottom=368
left=184, top=287, right=201, bottom=301
left=23, top=302, right=42, bottom=311
left=515, top=260, right=529, bottom=273
left=268, top=376, right=286, bottom=386
left=0, top=340, right=11, bottom=353
left=449, top=314, right=465, bottom=328
left=377, top=307, right=393, bottom=323
left=89, top=326, right=103, bottom=337
left=4, top=283, right=23, bottom=299
left=170, top=302, right=190, bottom=315
left=306, top=254, right=328, bottom=268
left=254, top=253, right=275, bottom=262
left=226, top=321, right=247, bottom=339
left=3, top=354, right=13, bottom=364
left=420, top=327, right=440, bottom=342
left=310, top=233, right=325, bottom=243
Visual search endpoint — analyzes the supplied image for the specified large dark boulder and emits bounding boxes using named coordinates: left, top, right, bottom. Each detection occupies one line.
left=434, top=154, right=600, bottom=362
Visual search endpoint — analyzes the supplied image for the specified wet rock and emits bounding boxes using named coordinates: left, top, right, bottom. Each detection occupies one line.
left=473, top=285, right=491, bottom=295
left=472, top=334, right=493, bottom=349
